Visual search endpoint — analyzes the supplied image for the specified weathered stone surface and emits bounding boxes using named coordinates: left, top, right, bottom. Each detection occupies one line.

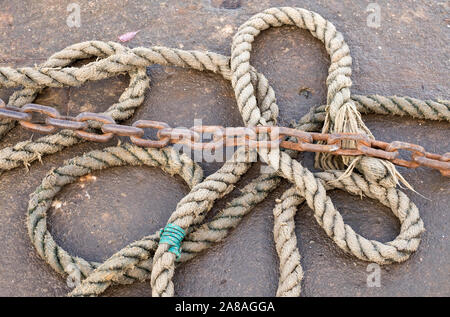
left=0, top=0, right=448, bottom=296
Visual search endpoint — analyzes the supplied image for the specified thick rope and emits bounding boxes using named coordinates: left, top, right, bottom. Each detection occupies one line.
left=295, top=95, right=450, bottom=132
left=0, top=41, right=148, bottom=137
left=69, top=170, right=280, bottom=296
left=149, top=147, right=263, bottom=296
left=0, top=6, right=445, bottom=297
left=0, top=39, right=282, bottom=297
left=68, top=90, right=449, bottom=296
left=229, top=7, right=410, bottom=188
left=148, top=6, right=424, bottom=295
left=227, top=7, right=445, bottom=297
left=0, top=43, right=280, bottom=175
left=1, top=41, right=282, bottom=298
left=273, top=170, right=424, bottom=296
left=295, top=94, right=450, bottom=186
left=0, top=41, right=149, bottom=174
left=229, top=9, right=423, bottom=256
left=27, top=143, right=203, bottom=281
left=6, top=40, right=281, bottom=297
left=0, top=43, right=281, bottom=123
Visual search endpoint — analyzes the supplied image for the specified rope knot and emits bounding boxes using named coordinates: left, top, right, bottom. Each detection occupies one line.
left=159, top=223, right=186, bottom=259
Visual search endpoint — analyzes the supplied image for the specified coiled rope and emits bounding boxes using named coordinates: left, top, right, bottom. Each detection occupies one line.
left=0, top=7, right=447, bottom=296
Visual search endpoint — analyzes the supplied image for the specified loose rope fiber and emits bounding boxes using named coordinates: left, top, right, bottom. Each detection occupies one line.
left=0, top=39, right=282, bottom=297
left=230, top=7, right=408, bottom=187
left=0, top=6, right=446, bottom=296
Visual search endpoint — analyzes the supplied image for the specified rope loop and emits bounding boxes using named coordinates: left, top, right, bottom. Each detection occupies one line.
left=159, top=224, right=186, bottom=259
left=26, top=143, right=204, bottom=280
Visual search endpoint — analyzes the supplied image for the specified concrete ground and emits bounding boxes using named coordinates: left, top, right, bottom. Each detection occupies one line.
left=0, top=0, right=448, bottom=296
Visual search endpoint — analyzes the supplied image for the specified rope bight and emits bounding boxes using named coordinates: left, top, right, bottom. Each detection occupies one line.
left=0, top=7, right=447, bottom=296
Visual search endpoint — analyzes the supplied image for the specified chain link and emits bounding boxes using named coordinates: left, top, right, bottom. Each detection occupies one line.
left=0, top=99, right=448, bottom=176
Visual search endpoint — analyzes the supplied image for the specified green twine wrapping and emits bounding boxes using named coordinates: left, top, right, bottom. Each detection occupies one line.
left=159, top=223, right=185, bottom=258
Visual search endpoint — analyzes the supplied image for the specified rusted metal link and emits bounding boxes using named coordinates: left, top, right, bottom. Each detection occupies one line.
left=251, top=126, right=284, bottom=149
left=0, top=98, right=448, bottom=176
left=102, top=123, right=144, bottom=137
left=19, top=104, right=61, bottom=134
left=130, top=120, right=171, bottom=148
left=74, top=113, right=116, bottom=142
left=0, top=105, right=32, bottom=122
left=46, top=116, right=88, bottom=131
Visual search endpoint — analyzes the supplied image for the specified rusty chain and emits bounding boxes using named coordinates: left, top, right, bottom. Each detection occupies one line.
left=0, top=98, right=448, bottom=176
